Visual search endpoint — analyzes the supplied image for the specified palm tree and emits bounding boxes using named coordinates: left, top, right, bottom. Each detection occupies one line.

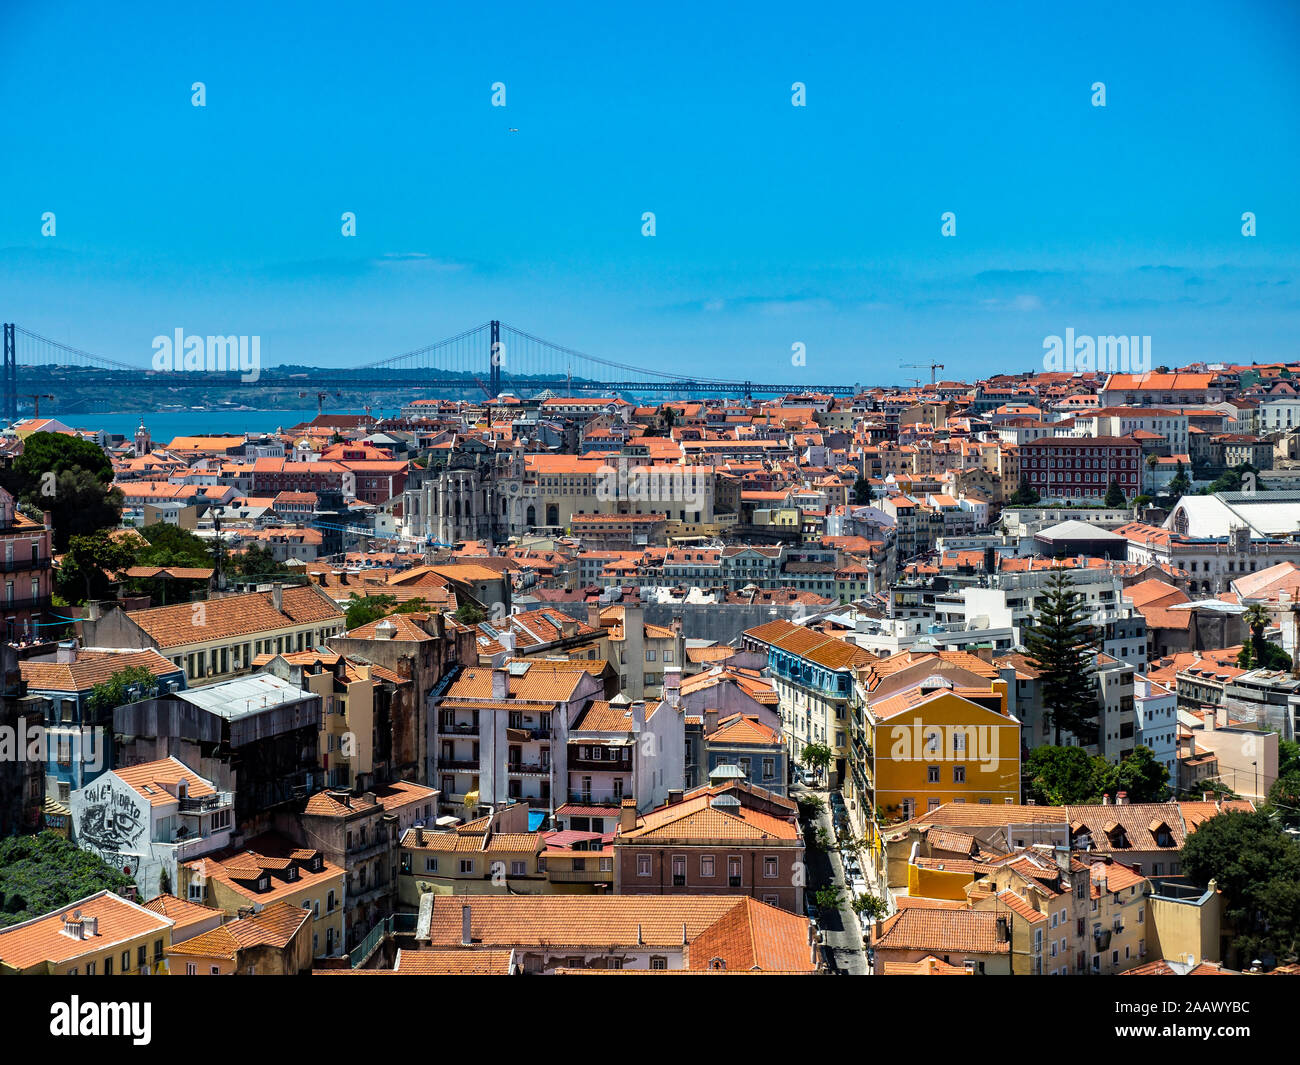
left=1243, top=602, right=1271, bottom=665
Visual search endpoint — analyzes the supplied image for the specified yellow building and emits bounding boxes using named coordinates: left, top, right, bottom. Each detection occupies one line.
left=1145, top=878, right=1222, bottom=969
left=0, top=890, right=173, bottom=975
left=178, top=833, right=346, bottom=959
left=862, top=652, right=1021, bottom=828
left=398, top=821, right=546, bottom=906
left=166, top=901, right=313, bottom=975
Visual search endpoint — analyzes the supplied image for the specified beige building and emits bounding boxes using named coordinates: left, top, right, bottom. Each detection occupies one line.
left=179, top=833, right=347, bottom=959
left=81, top=584, right=346, bottom=687
left=0, top=890, right=174, bottom=975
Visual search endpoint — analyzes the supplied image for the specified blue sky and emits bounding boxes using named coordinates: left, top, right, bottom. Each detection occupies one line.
left=1, top=0, right=1298, bottom=384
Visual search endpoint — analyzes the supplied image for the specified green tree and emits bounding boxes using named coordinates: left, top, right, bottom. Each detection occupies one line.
left=851, top=893, right=889, bottom=921
left=1008, top=475, right=1040, bottom=507
left=56, top=530, right=138, bottom=604
left=344, top=594, right=397, bottom=629
left=1267, top=771, right=1300, bottom=826
left=85, top=664, right=161, bottom=717
left=1113, top=745, right=1170, bottom=803
left=1180, top=809, right=1300, bottom=963
left=1023, top=571, right=1101, bottom=745
left=2, top=433, right=123, bottom=551
left=814, top=886, right=843, bottom=912
left=1024, top=746, right=1113, bottom=805
left=0, top=832, right=135, bottom=928
left=233, top=544, right=291, bottom=581
left=453, top=602, right=488, bottom=624
left=1167, top=460, right=1191, bottom=502
left=799, top=742, right=833, bottom=782
left=1104, top=478, right=1127, bottom=508
left=1244, top=603, right=1271, bottom=665
left=852, top=478, right=871, bottom=505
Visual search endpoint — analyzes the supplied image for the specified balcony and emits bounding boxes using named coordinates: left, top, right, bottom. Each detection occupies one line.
left=0, top=596, right=52, bottom=613
left=437, top=757, right=480, bottom=771
left=567, top=791, right=624, bottom=806
left=507, top=762, right=549, bottom=776
left=437, top=722, right=478, bottom=736
left=568, top=757, right=631, bottom=772
left=0, top=557, right=51, bottom=573
left=179, top=792, right=232, bottom=813
left=547, top=865, right=613, bottom=884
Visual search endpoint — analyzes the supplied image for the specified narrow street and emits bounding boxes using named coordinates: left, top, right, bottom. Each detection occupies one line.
left=793, top=782, right=869, bottom=975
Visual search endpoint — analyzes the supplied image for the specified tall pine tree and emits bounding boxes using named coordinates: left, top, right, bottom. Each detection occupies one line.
left=1024, top=570, right=1101, bottom=746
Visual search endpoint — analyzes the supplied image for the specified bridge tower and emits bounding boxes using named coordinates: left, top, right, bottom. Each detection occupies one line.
left=488, top=320, right=501, bottom=399
left=2, top=324, right=15, bottom=422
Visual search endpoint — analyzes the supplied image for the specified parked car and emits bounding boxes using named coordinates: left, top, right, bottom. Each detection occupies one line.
left=797, top=767, right=818, bottom=787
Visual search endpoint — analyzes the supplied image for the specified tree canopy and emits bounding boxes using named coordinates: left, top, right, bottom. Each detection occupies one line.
left=1, top=432, right=122, bottom=551
left=1023, top=745, right=1169, bottom=805
left=1023, top=571, right=1101, bottom=746
left=0, top=832, right=135, bottom=928
left=1008, top=475, right=1040, bottom=507
left=345, top=594, right=397, bottom=630
left=1180, top=809, right=1300, bottom=965
left=84, top=664, right=163, bottom=718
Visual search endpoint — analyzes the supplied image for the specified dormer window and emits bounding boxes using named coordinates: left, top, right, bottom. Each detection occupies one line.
left=257, top=876, right=270, bottom=892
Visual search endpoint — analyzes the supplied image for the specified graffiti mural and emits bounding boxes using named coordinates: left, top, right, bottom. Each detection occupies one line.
left=76, top=778, right=147, bottom=854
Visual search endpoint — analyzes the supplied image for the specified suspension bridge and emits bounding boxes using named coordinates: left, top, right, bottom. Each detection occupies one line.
left=0, top=320, right=858, bottom=420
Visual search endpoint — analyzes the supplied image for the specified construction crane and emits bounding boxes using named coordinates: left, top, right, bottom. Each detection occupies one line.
left=27, top=394, right=54, bottom=418
left=300, top=391, right=342, bottom=416
left=902, top=362, right=945, bottom=386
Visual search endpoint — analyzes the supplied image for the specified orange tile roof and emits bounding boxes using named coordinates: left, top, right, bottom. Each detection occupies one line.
left=113, top=757, right=217, bottom=807
left=126, top=585, right=343, bottom=648
left=872, top=908, right=1010, bottom=955
left=20, top=648, right=182, bottom=693
left=167, top=901, right=311, bottom=959
left=0, top=891, right=173, bottom=971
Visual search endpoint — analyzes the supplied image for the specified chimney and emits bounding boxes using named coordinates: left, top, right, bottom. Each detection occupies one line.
left=667, top=788, right=684, bottom=806
left=1101, top=793, right=1111, bottom=806
left=631, top=700, right=645, bottom=734
left=704, top=709, right=719, bottom=736
left=619, top=797, right=638, bottom=833
left=995, top=916, right=1009, bottom=943
left=1202, top=709, right=1216, bottom=732
left=461, top=904, right=472, bottom=946
left=1115, top=790, right=1128, bottom=806
left=587, top=602, right=602, bottom=628
left=56, top=642, right=77, bottom=664
left=491, top=668, right=509, bottom=700
left=271, top=582, right=284, bottom=613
